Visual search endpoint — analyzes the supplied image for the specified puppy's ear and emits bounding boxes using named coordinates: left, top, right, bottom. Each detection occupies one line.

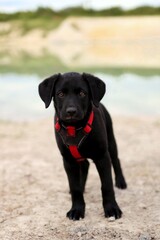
left=82, top=73, right=106, bottom=107
left=38, top=74, right=60, bottom=108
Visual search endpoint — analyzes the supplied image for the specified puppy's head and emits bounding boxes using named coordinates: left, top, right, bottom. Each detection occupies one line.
left=39, top=72, right=105, bottom=123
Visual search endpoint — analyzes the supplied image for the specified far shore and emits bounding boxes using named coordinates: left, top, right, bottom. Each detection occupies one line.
left=0, top=16, right=160, bottom=68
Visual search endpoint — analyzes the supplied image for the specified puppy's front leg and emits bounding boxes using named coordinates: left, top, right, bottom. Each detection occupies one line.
left=94, top=151, right=122, bottom=219
left=63, top=159, right=85, bottom=220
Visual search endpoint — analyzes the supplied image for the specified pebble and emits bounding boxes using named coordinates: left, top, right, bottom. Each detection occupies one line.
left=139, top=234, right=151, bottom=240
left=38, top=233, right=43, bottom=237
left=77, top=232, right=82, bottom=237
left=108, top=216, right=116, bottom=222
left=139, top=203, right=147, bottom=209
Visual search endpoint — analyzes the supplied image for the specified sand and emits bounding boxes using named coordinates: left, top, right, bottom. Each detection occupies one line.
left=0, top=115, right=160, bottom=240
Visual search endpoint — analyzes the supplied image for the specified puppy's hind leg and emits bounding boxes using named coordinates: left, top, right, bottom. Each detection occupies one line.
left=108, top=132, right=127, bottom=189
left=105, top=111, right=127, bottom=189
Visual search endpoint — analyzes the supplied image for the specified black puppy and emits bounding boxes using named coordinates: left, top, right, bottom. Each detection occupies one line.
left=39, top=72, right=127, bottom=221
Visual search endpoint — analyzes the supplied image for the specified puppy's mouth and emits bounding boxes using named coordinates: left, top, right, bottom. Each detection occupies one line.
left=65, top=116, right=80, bottom=123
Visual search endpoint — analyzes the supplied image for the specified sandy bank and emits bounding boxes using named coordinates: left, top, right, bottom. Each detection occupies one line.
left=0, top=16, right=160, bottom=68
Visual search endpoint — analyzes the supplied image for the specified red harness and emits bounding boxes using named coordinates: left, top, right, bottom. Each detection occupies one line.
left=55, top=111, right=94, bottom=162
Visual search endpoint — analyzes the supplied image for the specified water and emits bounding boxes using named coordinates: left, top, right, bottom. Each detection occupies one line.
left=0, top=71, right=160, bottom=122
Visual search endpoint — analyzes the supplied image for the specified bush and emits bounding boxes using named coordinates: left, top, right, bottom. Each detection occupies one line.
left=0, top=6, right=159, bottom=22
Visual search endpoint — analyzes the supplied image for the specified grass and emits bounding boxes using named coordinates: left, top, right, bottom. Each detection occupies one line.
left=0, top=51, right=159, bottom=77
left=18, top=18, right=64, bottom=35
left=3, top=17, right=64, bottom=35
left=0, top=51, right=68, bottom=77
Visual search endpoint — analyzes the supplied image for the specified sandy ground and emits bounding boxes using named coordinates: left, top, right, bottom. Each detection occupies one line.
left=0, top=115, right=160, bottom=240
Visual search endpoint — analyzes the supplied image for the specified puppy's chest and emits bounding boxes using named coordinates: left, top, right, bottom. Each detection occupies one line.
left=58, top=127, right=88, bottom=148
left=56, top=127, right=107, bottom=160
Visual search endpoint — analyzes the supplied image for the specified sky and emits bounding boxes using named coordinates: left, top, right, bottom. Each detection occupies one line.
left=0, top=0, right=160, bottom=13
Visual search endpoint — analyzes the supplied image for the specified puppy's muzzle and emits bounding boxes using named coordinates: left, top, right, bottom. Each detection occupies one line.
left=66, top=107, right=77, bottom=117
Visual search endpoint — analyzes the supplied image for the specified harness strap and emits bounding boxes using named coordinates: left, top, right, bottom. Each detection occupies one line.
left=66, top=126, right=76, bottom=137
left=55, top=121, right=61, bottom=131
left=55, top=111, right=94, bottom=162
left=68, top=145, right=85, bottom=162
left=83, top=110, right=94, bottom=133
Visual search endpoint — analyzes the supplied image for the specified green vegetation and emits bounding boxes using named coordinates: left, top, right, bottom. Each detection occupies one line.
left=0, top=6, right=160, bottom=21
left=0, top=51, right=159, bottom=77
left=17, top=18, right=62, bottom=35
left=0, top=51, right=68, bottom=76
left=0, top=8, right=63, bottom=34
left=0, top=6, right=159, bottom=33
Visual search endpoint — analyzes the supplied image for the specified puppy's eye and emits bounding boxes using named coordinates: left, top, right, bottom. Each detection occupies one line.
left=79, top=90, right=86, bottom=97
left=57, top=91, right=65, bottom=98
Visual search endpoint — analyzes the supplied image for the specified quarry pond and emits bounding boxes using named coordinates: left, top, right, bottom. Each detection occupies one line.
left=0, top=69, right=159, bottom=121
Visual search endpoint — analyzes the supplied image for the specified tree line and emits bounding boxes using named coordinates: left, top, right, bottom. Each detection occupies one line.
left=0, top=6, right=160, bottom=21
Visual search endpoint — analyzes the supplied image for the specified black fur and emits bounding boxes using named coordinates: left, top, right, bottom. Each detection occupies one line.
left=39, top=72, right=127, bottom=221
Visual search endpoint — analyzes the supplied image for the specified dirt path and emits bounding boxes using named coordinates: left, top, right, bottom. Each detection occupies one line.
left=0, top=116, right=160, bottom=240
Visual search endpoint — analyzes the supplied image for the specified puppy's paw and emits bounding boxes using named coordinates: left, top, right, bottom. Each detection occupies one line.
left=115, top=175, right=127, bottom=189
left=66, top=208, right=85, bottom=221
left=104, top=202, right=122, bottom=219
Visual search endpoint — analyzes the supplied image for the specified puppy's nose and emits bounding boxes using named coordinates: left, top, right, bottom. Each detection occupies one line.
left=66, top=107, right=77, bottom=116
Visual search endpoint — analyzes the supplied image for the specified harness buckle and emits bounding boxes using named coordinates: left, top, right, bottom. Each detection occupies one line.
left=83, top=124, right=92, bottom=133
